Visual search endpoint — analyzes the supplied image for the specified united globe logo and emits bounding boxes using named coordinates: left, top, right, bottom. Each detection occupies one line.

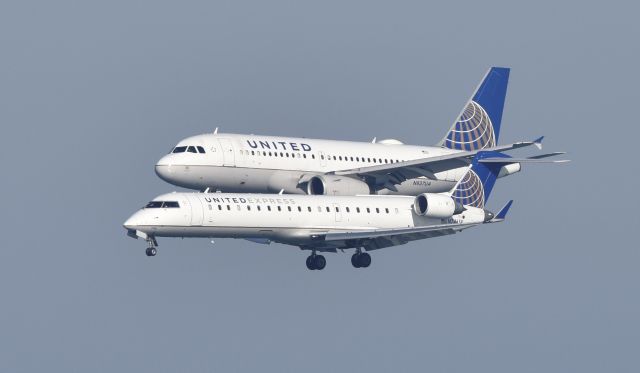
left=453, top=169, right=485, bottom=209
left=444, top=101, right=496, bottom=151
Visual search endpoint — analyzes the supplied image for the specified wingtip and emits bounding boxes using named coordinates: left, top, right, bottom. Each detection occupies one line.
left=533, top=136, right=544, bottom=150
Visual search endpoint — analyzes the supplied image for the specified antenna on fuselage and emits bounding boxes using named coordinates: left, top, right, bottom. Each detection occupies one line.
left=214, top=127, right=219, bottom=134
left=371, top=137, right=377, bottom=143
left=278, top=189, right=285, bottom=195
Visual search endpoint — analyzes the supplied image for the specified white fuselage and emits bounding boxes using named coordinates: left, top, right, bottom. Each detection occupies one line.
left=154, top=133, right=469, bottom=195
left=123, top=192, right=488, bottom=250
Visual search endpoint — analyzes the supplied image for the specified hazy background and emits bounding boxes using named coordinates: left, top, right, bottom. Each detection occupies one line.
left=1, top=1, right=638, bottom=372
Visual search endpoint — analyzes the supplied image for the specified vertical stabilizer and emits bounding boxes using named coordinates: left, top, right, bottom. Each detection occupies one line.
left=439, top=67, right=510, bottom=150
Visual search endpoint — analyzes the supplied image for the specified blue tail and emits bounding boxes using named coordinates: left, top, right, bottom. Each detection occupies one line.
left=439, top=67, right=510, bottom=150
left=451, top=151, right=512, bottom=208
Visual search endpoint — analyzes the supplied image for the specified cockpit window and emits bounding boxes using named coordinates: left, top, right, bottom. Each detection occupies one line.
left=187, top=146, right=197, bottom=153
left=197, top=146, right=205, bottom=153
left=145, top=201, right=180, bottom=208
left=173, top=146, right=187, bottom=153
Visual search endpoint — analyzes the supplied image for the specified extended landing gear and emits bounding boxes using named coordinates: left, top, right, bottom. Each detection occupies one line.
left=306, top=253, right=327, bottom=270
left=351, top=249, right=371, bottom=268
left=145, top=237, right=157, bottom=257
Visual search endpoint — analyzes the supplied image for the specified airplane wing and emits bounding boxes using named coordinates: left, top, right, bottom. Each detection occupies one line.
left=311, top=221, right=480, bottom=251
left=330, top=138, right=545, bottom=192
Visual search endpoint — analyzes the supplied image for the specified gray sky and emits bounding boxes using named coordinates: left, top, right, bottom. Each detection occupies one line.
left=1, top=1, right=638, bottom=372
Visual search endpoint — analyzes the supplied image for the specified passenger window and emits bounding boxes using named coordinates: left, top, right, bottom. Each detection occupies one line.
left=257, top=205, right=261, bottom=211
left=307, top=206, right=312, bottom=212
left=267, top=206, right=272, bottom=211
left=297, top=206, right=302, bottom=212
left=366, top=208, right=371, bottom=213
left=317, top=206, right=322, bottom=212
left=187, top=146, right=197, bottom=153
left=339, top=156, right=343, bottom=161
left=356, top=207, right=361, bottom=213
left=172, top=146, right=187, bottom=153
left=251, top=150, right=255, bottom=155
left=346, top=207, right=350, bottom=213
left=385, top=208, right=389, bottom=213
left=326, top=207, right=330, bottom=212
left=247, top=205, right=251, bottom=211
left=277, top=206, right=282, bottom=211
left=303, top=154, right=307, bottom=159
left=335, top=207, right=340, bottom=212
left=227, top=205, right=231, bottom=210
left=218, top=205, right=222, bottom=210
left=312, top=155, right=315, bottom=159
left=208, top=205, right=212, bottom=210
left=376, top=208, right=380, bottom=213
left=237, top=205, right=241, bottom=211
left=287, top=206, right=292, bottom=211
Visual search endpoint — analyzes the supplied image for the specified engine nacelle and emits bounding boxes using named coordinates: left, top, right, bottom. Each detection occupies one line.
left=413, top=193, right=465, bottom=219
left=307, top=175, right=371, bottom=196
left=498, top=162, right=521, bottom=178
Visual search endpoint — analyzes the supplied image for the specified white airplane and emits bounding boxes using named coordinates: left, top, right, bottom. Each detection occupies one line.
left=125, top=151, right=552, bottom=270
left=154, top=67, right=563, bottom=196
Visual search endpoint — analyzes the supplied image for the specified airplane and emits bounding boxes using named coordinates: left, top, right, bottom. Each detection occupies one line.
left=124, top=151, right=560, bottom=270
left=154, top=67, right=564, bottom=196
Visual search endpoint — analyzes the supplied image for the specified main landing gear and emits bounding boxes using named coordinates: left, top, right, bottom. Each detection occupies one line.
left=351, top=249, right=371, bottom=268
left=145, top=237, right=157, bottom=257
left=306, top=252, right=326, bottom=270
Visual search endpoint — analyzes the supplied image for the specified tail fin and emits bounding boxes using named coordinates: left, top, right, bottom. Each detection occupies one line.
left=449, top=151, right=512, bottom=209
left=439, top=67, right=510, bottom=150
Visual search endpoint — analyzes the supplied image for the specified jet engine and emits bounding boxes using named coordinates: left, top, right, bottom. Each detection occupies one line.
left=498, top=163, right=521, bottom=178
left=413, top=193, right=465, bottom=219
left=307, top=175, right=371, bottom=196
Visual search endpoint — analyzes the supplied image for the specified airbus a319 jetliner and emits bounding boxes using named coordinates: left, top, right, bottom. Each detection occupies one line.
left=155, top=67, right=564, bottom=196
left=125, top=151, right=547, bottom=270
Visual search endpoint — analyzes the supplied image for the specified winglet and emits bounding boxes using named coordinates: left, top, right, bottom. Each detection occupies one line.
left=491, top=200, right=514, bottom=222
left=533, top=136, right=544, bottom=150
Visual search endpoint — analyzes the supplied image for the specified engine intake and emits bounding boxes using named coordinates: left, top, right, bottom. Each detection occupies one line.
left=413, top=193, right=465, bottom=218
left=307, top=175, right=371, bottom=196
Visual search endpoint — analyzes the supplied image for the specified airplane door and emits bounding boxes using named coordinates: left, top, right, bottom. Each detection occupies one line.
left=187, top=196, right=204, bottom=226
left=333, top=203, right=342, bottom=222
left=218, top=138, right=236, bottom=167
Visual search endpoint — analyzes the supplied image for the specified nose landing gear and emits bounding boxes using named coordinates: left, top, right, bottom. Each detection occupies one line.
left=145, top=237, right=158, bottom=257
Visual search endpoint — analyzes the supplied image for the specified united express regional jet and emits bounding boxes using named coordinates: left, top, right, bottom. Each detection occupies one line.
left=154, top=67, right=562, bottom=196
left=124, top=151, right=546, bottom=270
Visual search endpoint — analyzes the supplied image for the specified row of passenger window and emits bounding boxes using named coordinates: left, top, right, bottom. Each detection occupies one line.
left=208, top=204, right=398, bottom=214
left=172, top=146, right=206, bottom=154
left=240, top=149, right=404, bottom=164
left=145, top=201, right=180, bottom=208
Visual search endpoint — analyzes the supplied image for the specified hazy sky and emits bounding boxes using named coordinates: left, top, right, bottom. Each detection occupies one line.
left=1, top=1, right=638, bottom=372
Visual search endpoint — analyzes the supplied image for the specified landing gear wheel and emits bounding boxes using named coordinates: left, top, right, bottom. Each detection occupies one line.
left=313, top=255, right=326, bottom=270
left=146, top=247, right=157, bottom=257
left=358, top=252, right=371, bottom=268
left=306, top=255, right=316, bottom=270
left=351, top=253, right=361, bottom=268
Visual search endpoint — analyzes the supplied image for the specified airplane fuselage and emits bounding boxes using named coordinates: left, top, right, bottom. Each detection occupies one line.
left=155, top=133, right=469, bottom=195
left=124, top=192, right=487, bottom=251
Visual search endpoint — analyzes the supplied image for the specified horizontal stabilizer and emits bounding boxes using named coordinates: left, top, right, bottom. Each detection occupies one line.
left=489, top=200, right=514, bottom=222
left=479, top=157, right=570, bottom=164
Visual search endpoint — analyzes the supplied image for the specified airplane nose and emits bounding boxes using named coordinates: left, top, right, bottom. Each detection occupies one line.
left=123, top=211, right=144, bottom=230
left=155, top=164, right=173, bottom=182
